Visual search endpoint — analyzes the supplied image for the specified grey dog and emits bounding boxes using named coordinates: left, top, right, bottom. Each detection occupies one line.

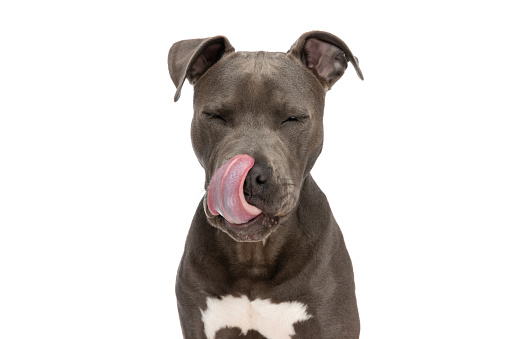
left=168, top=30, right=363, bottom=339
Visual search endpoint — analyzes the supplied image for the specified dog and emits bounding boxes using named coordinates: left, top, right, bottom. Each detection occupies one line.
left=168, top=30, right=363, bottom=339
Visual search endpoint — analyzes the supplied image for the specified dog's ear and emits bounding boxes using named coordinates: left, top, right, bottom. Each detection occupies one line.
left=288, top=31, right=363, bottom=89
left=168, top=36, right=235, bottom=102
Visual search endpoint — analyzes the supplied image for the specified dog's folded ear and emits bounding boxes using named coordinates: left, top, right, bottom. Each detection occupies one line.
left=288, top=31, right=363, bottom=90
left=168, top=36, right=235, bottom=102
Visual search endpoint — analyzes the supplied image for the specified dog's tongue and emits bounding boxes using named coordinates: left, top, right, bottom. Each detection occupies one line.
left=207, top=154, right=262, bottom=225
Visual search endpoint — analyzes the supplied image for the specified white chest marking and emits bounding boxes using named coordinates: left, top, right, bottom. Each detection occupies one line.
left=201, top=294, right=312, bottom=339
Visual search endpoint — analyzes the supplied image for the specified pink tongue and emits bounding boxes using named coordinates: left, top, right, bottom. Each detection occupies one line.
left=207, top=154, right=263, bottom=225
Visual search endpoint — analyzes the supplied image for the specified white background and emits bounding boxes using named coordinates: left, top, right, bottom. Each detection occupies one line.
left=1, top=0, right=508, bottom=338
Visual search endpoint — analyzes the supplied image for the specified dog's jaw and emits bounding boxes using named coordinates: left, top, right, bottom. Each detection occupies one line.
left=203, top=197, right=280, bottom=242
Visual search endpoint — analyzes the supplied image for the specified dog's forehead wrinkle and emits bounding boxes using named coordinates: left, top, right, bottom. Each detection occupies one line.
left=229, top=52, right=296, bottom=81
left=280, top=102, right=311, bottom=117
left=200, top=102, right=235, bottom=114
left=229, top=83, right=310, bottom=120
left=253, top=51, right=267, bottom=72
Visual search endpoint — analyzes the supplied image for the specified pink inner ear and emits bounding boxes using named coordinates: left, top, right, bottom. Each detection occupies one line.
left=190, top=42, right=224, bottom=78
left=304, top=38, right=347, bottom=82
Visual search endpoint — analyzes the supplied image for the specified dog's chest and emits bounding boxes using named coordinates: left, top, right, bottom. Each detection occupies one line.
left=201, top=294, right=312, bottom=339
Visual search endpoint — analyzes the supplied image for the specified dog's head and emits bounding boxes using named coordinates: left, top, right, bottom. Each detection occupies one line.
left=168, top=31, right=363, bottom=242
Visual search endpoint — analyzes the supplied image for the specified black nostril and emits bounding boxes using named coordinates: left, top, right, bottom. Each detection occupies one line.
left=256, top=172, right=269, bottom=185
left=250, top=163, right=272, bottom=186
left=244, top=161, right=272, bottom=199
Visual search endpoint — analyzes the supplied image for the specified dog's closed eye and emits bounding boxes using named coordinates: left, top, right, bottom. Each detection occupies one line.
left=282, top=115, right=309, bottom=124
left=203, top=112, right=227, bottom=124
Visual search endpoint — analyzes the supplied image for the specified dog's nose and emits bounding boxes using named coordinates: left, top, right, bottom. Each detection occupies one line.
left=244, top=161, right=272, bottom=199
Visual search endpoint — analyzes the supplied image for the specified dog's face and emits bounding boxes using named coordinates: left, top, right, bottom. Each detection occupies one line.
left=168, top=31, right=363, bottom=242
left=193, top=52, right=325, bottom=241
